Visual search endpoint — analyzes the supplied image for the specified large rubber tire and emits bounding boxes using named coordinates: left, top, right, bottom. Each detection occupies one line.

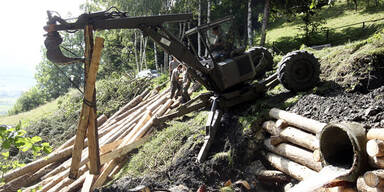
left=248, top=46, right=274, bottom=79
left=277, top=50, right=320, bottom=92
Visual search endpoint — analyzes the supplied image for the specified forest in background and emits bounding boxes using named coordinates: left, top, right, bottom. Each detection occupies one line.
left=5, top=0, right=381, bottom=115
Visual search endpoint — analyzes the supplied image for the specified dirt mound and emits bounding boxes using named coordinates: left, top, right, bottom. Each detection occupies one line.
left=289, top=85, right=384, bottom=128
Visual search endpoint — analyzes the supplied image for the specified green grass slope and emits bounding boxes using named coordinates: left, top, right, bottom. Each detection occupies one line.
left=259, top=0, right=384, bottom=53
left=0, top=99, right=58, bottom=127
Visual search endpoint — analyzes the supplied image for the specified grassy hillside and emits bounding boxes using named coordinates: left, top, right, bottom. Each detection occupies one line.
left=259, top=0, right=384, bottom=53
left=0, top=99, right=58, bottom=127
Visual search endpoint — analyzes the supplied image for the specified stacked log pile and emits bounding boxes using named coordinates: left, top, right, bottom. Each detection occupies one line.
left=358, top=129, right=384, bottom=192
left=262, top=108, right=325, bottom=181
left=0, top=86, right=188, bottom=192
left=262, top=108, right=357, bottom=192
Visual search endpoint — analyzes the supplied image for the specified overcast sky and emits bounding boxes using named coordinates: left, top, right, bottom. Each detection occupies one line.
left=0, top=0, right=85, bottom=92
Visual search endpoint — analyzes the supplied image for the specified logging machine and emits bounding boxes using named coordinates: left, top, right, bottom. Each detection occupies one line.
left=44, top=8, right=320, bottom=162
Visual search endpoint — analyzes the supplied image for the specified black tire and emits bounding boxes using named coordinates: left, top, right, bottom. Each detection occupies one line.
left=248, top=46, right=274, bottom=78
left=277, top=50, right=320, bottom=92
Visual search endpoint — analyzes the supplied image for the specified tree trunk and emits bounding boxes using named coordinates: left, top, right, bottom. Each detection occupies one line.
left=134, top=31, right=139, bottom=72
left=260, top=0, right=270, bottom=46
left=247, top=0, right=253, bottom=46
left=198, top=0, right=202, bottom=57
left=205, top=0, right=211, bottom=56
left=154, top=42, right=158, bottom=71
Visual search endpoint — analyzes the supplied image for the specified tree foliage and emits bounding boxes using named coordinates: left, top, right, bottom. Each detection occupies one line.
left=0, top=124, right=52, bottom=177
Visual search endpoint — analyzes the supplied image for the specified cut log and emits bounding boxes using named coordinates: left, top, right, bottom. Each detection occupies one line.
left=81, top=172, right=96, bottom=192
left=0, top=161, right=61, bottom=192
left=62, top=173, right=86, bottom=192
left=264, top=152, right=317, bottom=181
left=262, top=121, right=281, bottom=135
left=264, top=139, right=322, bottom=171
left=364, top=170, right=384, bottom=188
left=263, top=121, right=319, bottom=151
left=97, top=114, right=108, bottom=127
left=2, top=146, right=72, bottom=182
left=275, top=119, right=289, bottom=129
left=367, top=139, right=384, bottom=157
left=92, top=137, right=148, bottom=166
left=357, top=176, right=383, bottom=192
left=270, top=136, right=284, bottom=146
left=69, top=34, right=103, bottom=179
left=100, top=139, right=124, bottom=154
left=255, top=170, right=291, bottom=183
left=313, top=149, right=322, bottom=162
left=87, top=93, right=100, bottom=175
left=369, top=156, right=384, bottom=168
left=269, top=108, right=326, bottom=134
left=367, top=129, right=384, bottom=141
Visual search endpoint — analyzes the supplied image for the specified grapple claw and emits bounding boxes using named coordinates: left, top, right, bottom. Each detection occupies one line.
left=44, top=31, right=84, bottom=65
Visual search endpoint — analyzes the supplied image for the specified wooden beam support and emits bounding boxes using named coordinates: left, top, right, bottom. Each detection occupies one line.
left=87, top=37, right=104, bottom=175
left=69, top=25, right=103, bottom=179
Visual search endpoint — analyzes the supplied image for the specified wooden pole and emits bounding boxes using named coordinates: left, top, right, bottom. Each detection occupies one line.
left=69, top=26, right=102, bottom=179
left=264, top=139, right=322, bottom=171
left=364, top=170, right=384, bottom=188
left=264, top=152, right=317, bottom=181
left=367, top=139, right=384, bottom=157
left=269, top=108, right=326, bottom=134
left=87, top=37, right=104, bottom=175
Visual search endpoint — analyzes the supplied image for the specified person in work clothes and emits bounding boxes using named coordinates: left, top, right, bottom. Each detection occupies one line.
left=170, top=64, right=183, bottom=99
left=169, top=56, right=179, bottom=79
left=181, top=65, right=191, bottom=103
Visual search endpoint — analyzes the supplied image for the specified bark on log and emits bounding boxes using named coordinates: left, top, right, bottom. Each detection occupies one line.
left=2, top=146, right=72, bottom=182
left=62, top=173, right=86, bottom=192
left=255, top=170, right=291, bottom=183
left=357, top=176, right=383, bottom=192
left=364, top=170, right=384, bottom=188
left=264, top=139, right=322, bottom=171
left=269, top=108, right=326, bottom=134
left=367, top=129, right=384, bottom=141
left=367, top=139, right=384, bottom=157
left=97, top=114, right=108, bottom=127
left=313, top=149, right=322, bottom=162
left=264, top=152, right=317, bottom=181
left=275, top=119, right=289, bottom=129
left=70, top=35, right=103, bottom=179
left=270, top=136, right=284, bottom=146
left=263, top=121, right=319, bottom=151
